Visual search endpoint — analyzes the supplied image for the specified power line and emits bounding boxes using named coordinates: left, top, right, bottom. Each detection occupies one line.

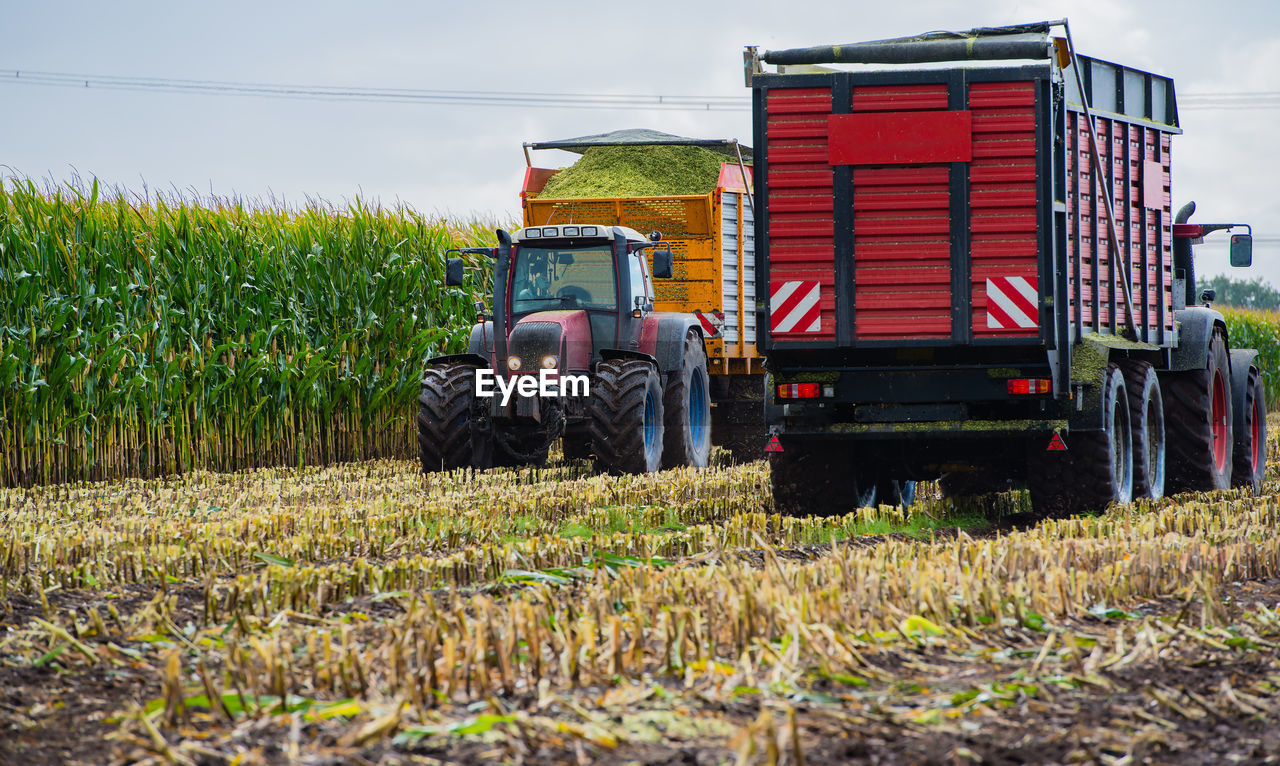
left=0, top=69, right=750, bottom=111
left=3, top=68, right=1278, bottom=112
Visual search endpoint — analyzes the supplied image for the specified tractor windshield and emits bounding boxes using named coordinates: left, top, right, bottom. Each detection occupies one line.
left=511, top=245, right=617, bottom=313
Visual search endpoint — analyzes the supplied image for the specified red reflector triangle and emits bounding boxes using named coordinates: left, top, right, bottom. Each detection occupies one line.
left=1046, top=433, right=1068, bottom=452
left=765, top=435, right=784, bottom=453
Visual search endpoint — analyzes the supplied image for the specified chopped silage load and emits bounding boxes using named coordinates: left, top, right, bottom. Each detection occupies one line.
left=536, top=144, right=731, bottom=198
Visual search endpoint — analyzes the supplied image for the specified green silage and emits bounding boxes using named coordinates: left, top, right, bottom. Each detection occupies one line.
left=537, top=145, right=730, bottom=198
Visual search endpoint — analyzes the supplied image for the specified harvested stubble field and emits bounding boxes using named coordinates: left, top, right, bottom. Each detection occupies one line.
left=4, top=428, right=1280, bottom=766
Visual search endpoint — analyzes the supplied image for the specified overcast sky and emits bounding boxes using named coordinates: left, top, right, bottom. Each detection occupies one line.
left=4, top=0, right=1279, bottom=284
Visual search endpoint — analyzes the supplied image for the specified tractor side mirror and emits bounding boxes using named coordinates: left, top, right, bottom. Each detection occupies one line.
left=1230, top=233, right=1253, bottom=267
left=445, top=257, right=465, bottom=286
left=651, top=249, right=673, bottom=279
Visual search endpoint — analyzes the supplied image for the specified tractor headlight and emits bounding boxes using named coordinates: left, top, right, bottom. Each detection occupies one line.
left=507, top=355, right=522, bottom=371
left=541, top=355, right=558, bottom=369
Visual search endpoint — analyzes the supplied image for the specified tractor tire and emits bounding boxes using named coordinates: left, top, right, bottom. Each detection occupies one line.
left=418, top=364, right=480, bottom=473
left=1118, top=359, right=1166, bottom=500
left=588, top=360, right=665, bottom=474
left=711, top=376, right=767, bottom=462
left=662, top=333, right=712, bottom=468
left=1232, top=364, right=1267, bottom=494
left=1028, top=363, right=1133, bottom=516
left=770, top=440, right=875, bottom=517
left=1163, top=330, right=1232, bottom=493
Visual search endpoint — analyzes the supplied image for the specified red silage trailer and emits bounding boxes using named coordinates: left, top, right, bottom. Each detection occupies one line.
left=747, top=21, right=1264, bottom=516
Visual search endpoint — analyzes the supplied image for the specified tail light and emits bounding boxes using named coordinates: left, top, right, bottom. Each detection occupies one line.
left=1007, top=378, right=1051, bottom=395
left=776, top=383, right=821, bottom=399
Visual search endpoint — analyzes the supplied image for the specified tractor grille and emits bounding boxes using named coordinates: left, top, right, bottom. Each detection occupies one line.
left=508, top=322, right=562, bottom=367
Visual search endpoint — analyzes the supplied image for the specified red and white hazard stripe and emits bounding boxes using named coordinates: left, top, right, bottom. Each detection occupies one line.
left=694, top=309, right=723, bottom=338
left=986, top=276, right=1039, bottom=330
left=770, top=280, right=821, bottom=334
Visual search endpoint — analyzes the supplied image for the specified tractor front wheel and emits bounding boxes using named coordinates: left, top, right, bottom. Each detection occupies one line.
left=588, top=360, right=665, bottom=474
left=418, top=363, right=481, bottom=473
left=1232, top=363, right=1267, bottom=494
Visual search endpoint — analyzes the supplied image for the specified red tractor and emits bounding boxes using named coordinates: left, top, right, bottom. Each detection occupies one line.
left=418, top=225, right=713, bottom=474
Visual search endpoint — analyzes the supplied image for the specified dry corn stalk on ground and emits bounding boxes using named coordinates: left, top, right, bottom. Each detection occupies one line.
left=3, top=421, right=1280, bottom=764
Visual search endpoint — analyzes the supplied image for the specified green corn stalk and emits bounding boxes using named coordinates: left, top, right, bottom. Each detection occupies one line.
left=0, top=178, right=498, bottom=486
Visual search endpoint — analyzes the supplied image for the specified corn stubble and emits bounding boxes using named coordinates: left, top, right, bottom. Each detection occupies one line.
left=2, top=425, right=1280, bottom=763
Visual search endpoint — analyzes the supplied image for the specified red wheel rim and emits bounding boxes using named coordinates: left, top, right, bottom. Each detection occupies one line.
left=1212, top=370, right=1229, bottom=473
left=1252, top=395, right=1262, bottom=473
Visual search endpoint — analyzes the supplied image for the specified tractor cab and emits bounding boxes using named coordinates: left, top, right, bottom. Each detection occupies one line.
left=506, top=225, right=670, bottom=370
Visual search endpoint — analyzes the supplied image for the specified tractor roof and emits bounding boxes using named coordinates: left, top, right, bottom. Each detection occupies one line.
left=513, top=224, right=649, bottom=244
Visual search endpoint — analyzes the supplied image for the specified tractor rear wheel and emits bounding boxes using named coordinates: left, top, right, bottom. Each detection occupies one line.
left=418, top=363, right=480, bottom=473
left=771, top=440, right=875, bottom=516
left=662, top=333, right=712, bottom=468
left=1163, top=330, right=1233, bottom=493
left=1028, top=363, right=1132, bottom=516
left=1232, top=364, right=1267, bottom=494
left=1118, top=360, right=1166, bottom=500
left=588, top=360, right=665, bottom=474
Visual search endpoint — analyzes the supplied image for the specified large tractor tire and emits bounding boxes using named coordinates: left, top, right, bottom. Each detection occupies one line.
left=662, top=333, right=713, bottom=468
left=1163, top=329, right=1233, bottom=493
left=418, top=363, right=480, bottom=473
left=1231, top=360, right=1267, bottom=495
left=588, top=359, right=665, bottom=474
left=711, top=376, right=767, bottom=462
left=1118, top=359, right=1166, bottom=500
left=1028, top=363, right=1133, bottom=516
left=771, top=439, right=875, bottom=517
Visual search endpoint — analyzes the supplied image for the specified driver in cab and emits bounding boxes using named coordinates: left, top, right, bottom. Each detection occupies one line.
left=516, top=255, right=552, bottom=302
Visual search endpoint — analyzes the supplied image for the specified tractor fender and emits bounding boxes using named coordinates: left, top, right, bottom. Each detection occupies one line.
left=644, top=314, right=705, bottom=374
left=424, top=352, right=490, bottom=372
left=1229, top=348, right=1260, bottom=438
left=1169, top=307, right=1227, bottom=372
left=598, top=349, right=659, bottom=369
left=467, top=321, right=494, bottom=359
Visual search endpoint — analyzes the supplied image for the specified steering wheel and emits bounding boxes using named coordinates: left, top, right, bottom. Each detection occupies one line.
left=556, top=286, right=592, bottom=305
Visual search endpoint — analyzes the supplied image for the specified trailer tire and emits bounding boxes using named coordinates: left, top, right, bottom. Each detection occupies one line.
left=1232, top=365, right=1267, bottom=494
left=662, top=333, right=712, bottom=468
left=1163, top=330, right=1232, bottom=493
left=1118, top=360, right=1165, bottom=500
left=418, top=363, right=480, bottom=473
left=589, top=360, right=665, bottom=474
left=1028, top=364, right=1132, bottom=516
left=770, top=440, right=875, bottom=516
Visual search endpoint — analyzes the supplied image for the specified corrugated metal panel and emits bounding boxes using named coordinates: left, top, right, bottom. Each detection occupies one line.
left=851, top=84, right=952, bottom=340
left=969, top=81, right=1040, bottom=338
left=1064, top=111, right=1173, bottom=341
left=767, top=87, right=835, bottom=341
left=721, top=191, right=756, bottom=345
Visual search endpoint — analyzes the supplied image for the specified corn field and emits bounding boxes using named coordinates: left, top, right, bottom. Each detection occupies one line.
left=4, top=434, right=1280, bottom=764
left=0, top=180, right=493, bottom=487
left=1221, top=306, right=1280, bottom=403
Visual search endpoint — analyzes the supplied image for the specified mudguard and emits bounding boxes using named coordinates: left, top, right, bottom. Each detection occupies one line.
left=424, top=352, right=490, bottom=371
left=649, top=314, right=704, bottom=374
left=467, top=322, right=494, bottom=359
left=599, top=349, right=659, bottom=368
left=1169, top=307, right=1226, bottom=372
